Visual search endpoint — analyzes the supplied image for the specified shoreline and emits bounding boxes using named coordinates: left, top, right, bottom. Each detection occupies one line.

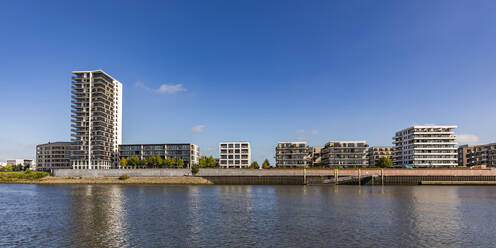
left=0, top=176, right=214, bottom=185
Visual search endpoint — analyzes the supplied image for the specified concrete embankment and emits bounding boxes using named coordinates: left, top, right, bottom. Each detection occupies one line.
left=0, top=176, right=213, bottom=184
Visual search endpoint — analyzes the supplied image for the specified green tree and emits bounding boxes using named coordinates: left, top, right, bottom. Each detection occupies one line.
left=148, top=155, right=158, bottom=168
left=376, top=157, right=393, bottom=168
left=165, top=157, right=175, bottom=168
left=0, top=164, right=13, bottom=172
left=191, top=164, right=199, bottom=175
left=156, top=155, right=164, bottom=168
left=262, top=159, right=270, bottom=169
left=120, top=157, right=128, bottom=167
left=207, top=156, right=217, bottom=168
left=176, top=158, right=185, bottom=168
left=199, top=156, right=208, bottom=168
left=138, top=158, right=147, bottom=168
left=250, top=161, right=259, bottom=169
left=129, top=156, right=139, bottom=168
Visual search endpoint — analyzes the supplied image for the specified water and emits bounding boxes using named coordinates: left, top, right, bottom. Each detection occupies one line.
left=1, top=184, right=496, bottom=247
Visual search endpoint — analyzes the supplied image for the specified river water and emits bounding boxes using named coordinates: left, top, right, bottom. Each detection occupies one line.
left=1, top=184, right=495, bottom=247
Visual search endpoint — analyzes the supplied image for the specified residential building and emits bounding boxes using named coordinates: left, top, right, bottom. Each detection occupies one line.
left=119, top=144, right=200, bottom=167
left=309, top=146, right=323, bottom=167
left=458, top=143, right=496, bottom=167
left=0, top=162, right=6, bottom=167
left=219, top=142, right=251, bottom=168
left=367, top=146, right=393, bottom=167
left=71, top=70, right=123, bottom=169
left=6, top=159, right=34, bottom=170
left=36, top=142, right=72, bottom=171
left=321, top=141, right=368, bottom=168
left=275, top=142, right=310, bottom=168
left=393, top=125, right=457, bottom=167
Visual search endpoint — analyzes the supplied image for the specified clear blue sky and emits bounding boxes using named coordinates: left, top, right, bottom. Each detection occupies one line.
left=1, top=0, right=495, bottom=163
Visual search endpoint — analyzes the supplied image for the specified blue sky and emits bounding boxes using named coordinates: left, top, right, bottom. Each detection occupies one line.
left=1, top=0, right=495, bottom=163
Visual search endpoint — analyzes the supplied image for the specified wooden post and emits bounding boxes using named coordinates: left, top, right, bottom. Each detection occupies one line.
left=335, top=168, right=338, bottom=185
left=358, top=168, right=361, bottom=185
left=304, top=167, right=307, bottom=185
left=381, top=168, right=384, bottom=185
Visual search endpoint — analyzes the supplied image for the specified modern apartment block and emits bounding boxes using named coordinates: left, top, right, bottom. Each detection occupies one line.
left=36, top=142, right=72, bottom=171
left=275, top=142, right=310, bottom=168
left=321, top=141, right=368, bottom=168
left=309, top=146, right=323, bottom=167
left=6, top=159, right=35, bottom=170
left=71, top=70, right=123, bottom=169
left=458, top=143, right=496, bottom=167
left=219, top=142, right=251, bottom=168
left=367, top=146, right=393, bottom=167
left=393, top=125, right=457, bottom=167
left=119, top=144, right=200, bottom=167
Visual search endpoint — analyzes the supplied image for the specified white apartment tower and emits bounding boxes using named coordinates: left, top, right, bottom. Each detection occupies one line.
left=219, top=142, right=251, bottom=168
left=392, top=125, right=457, bottom=167
left=71, top=70, right=122, bottom=169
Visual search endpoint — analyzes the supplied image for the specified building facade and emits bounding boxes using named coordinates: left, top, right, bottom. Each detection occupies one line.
left=6, top=159, right=35, bottom=170
left=367, top=146, right=393, bottom=167
left=71, top=70, right=123, bottom=169
left=309, top=146, right=323, bottom=167
left=119, top=144, right=200, bottom=167
left=393, top=125, right=457, bottom=167
left=321, top=141, right=368, bottom=168
left=275, top=142, right=310, bottom=168
left=36, top=142, right=72, bottom=171
left=458, top=143, right=496, bottom=167
left=219, top=142, right=251, bottom=168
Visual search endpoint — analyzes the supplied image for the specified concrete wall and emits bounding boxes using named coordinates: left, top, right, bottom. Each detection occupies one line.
left=52, top=168, right=496, bottom=177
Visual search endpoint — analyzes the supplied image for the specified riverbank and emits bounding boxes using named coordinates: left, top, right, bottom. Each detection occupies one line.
left=0, top=176, right=214, bottom=184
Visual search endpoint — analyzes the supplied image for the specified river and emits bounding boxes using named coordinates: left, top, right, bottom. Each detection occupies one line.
left=0, top=184, right=495, bottom=247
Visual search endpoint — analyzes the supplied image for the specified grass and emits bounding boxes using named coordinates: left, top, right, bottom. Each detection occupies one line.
left=0, top=171, right=50, bottom=182
left=119, top=174, right=130, bottom=180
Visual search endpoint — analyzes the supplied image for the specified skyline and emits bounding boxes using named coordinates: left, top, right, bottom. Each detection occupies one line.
left=1, top=0, right=496, bottom=163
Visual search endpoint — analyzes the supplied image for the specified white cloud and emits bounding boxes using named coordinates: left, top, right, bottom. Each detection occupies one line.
left=311, top=130, right=319, bottom=135
left=191, top=125, right=206, bottom=133
left=136, top=82, right=187, bottom=94
left=457, top=134, right=479, bottom=144
left=296, top=129, right=305, bottom=133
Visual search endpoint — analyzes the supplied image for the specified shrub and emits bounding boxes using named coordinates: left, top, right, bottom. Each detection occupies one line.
left=191, top=164, right=199, bottom=175
left=119, top=174, right=130, bottom=180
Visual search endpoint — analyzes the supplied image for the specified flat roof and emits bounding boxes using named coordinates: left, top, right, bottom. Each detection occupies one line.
left=72, top=69, right=120, bottom=83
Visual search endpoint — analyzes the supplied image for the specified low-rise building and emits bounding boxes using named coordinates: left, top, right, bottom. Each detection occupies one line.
left=36, top=142, right=72, bottom=171
left=367, top=146, right=393, bottom=167
left=458, top=143, right=496, bottom=167
left=275, top=142, right=310, bottom=168
left=321, top=141, right=368, bottom=168
left=6, top=159, right=35, bottom=170
left=219, top=142, right=251, bottom=168
left=119, top=144, right=200, bottom=168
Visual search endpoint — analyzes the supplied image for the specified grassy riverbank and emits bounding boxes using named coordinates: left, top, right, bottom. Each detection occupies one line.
left=0, top=171, right=50, bottom=182
left=0, top=176, right=213, bottom=184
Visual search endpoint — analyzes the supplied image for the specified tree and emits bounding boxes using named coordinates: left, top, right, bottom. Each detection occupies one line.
left=376, top=157, right=393, bottom=168
left=156, top=155, right=164, bottom=168
left=207, top=156, right=217, bottom=168
left=199, top=156, right=208, bottom=168
left=165, top=157, right=175, bottom=168
left=148, top=155, right=158, bottom=168
left=138, top=158, right=147, bottom=168
left=262, top=159, right=270, bottom=169
left=191, top=164, right=199, bottom=175
left=250, top=161, right=259, bottom=169
left=120, top=157, right=128, bottom=167
left=176, top=158, right=185, bottom=168
left=129, top=156, right=139, bottom=168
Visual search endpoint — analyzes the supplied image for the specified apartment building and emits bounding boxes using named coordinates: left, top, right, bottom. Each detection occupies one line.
left=275, top=142, right=310, bottom=168
left=71, top=70, right=123, bottom=169
left=458, top=143, right=496, bottom=167
left=393, top=125, right=457, bottom=167
left=6, top=159, right=35, bottom=170
left=119, top=144, right=200, bottom=167
left=321, top=141, right=368, bottom=168
left=367, top=146, right=393, bottom=167
left=36, top=142, right=72, bottom=171
left=219, top=142, right=251, bottom=168
left=309, top=146, right=323, bottom=167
